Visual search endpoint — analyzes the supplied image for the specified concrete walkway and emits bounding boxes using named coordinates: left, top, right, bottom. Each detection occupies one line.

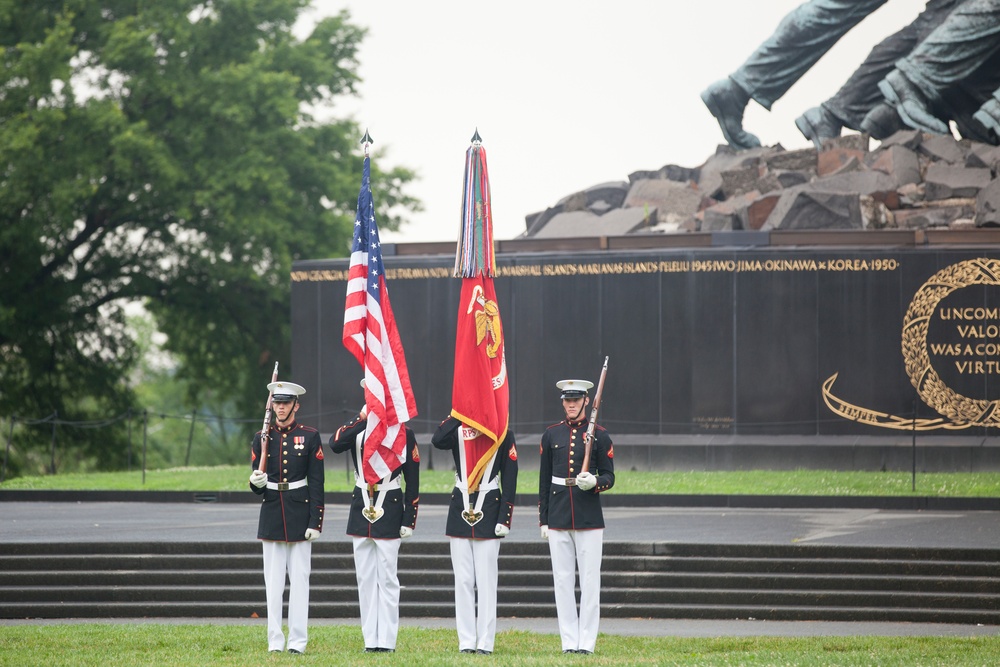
left=4, top=500, right=1000, bottom=549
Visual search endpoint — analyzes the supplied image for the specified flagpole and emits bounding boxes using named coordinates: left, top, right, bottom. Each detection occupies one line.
left=361, top=128, right=373, bottom=157
left=450, top=130, right=510, bottom=517
left=342, top=128, right=417, bottom=485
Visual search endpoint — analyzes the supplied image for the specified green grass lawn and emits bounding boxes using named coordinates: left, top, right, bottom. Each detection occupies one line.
left=2, top=466, right=999, bottom=497
left=0, top=625, right=997, bottom=667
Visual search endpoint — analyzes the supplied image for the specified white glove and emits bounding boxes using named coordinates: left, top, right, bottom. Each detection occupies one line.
left=304, top=528, right=320, bottom=541
left=540, top=524, right=549, bottom=540
left=249, top=470, right=267, bottom=488
left=495, top=523, right=510, bottom=537
left=399, top=526, right=413, bottom=539
left=576, top=471, right=597, bottom=491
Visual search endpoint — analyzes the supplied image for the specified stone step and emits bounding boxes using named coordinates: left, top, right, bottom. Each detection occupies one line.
left=2, top=569, right=995, bottom=594
left=5, top=582, right=995, bottom=611
left=2, top=553, right=994, bottom=580
left=5, top=540, right=1000, bottom=560
left=635, top=556, right=1000, bottom=577
left=2, top=541, right=998, bottom=623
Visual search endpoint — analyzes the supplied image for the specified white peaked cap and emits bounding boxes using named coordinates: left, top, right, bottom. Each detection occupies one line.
left=556, top=379, right=594, bottom=398
left=268, top=381, right=306, bottom=401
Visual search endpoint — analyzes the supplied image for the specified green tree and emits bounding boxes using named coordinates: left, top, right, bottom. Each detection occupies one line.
left=0, top=1, right=418, bottom=475
left=128, top=310, right=246, bottom=470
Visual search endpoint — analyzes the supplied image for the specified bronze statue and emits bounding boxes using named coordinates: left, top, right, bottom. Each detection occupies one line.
left=701, top=0, right=889, bottom=150
left=866, top=0, right=1000, bottom=141
left=704, top=0, right=1000, bottom=150
left=796, top=0, right=962, bottom=146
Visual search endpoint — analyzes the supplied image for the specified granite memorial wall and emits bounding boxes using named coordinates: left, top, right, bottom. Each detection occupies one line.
left=290, top=248, right=1000, bottom=446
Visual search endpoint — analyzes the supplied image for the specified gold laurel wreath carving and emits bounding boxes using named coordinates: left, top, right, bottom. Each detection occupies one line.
left=901, top=257, right=1000, bottom=427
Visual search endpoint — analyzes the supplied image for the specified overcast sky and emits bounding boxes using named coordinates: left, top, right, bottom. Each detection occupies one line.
left=303, top=0, right=924, bottom=244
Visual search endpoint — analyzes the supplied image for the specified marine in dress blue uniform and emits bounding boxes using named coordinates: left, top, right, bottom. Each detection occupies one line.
left=330, top=386, right=419, bottom=653
left=432, top=415, right=518, bottom=654
left=249, top=381, right=325, bottom=655
left=538, top=379, right=615, bottom=654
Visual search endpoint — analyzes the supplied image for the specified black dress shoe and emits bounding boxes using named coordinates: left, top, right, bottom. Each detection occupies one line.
left=578, top=649, right=593, bottom=654
left=460, top=648, right=476, bottom=653
left=364, top=647, right=378, bottom=653
left=476, top=649, right=491, bottom=654
left=378, top=648, right=395, bottom=653
left=700, top=78, right=761, bottom=150
left=287, top=648, right=303, bottom=654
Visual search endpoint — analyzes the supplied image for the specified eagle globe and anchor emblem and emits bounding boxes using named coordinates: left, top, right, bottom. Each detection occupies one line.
left=823, top=257, right=1000, bottom=430
left=457, top=284, right=504, bottom=527
left=467, top=283, right=502, bottom=359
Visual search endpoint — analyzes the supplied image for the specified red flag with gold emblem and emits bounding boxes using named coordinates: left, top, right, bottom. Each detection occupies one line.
left=450, top=132, right=509, bottom=492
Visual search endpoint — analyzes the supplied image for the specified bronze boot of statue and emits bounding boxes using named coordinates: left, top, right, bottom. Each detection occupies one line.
left=955, top=110, right=997, bottom=144
left=860, top=102, right=907, bottom=140
left=700, top=77, right=762, bottom=150
left=972, top=97, right=1000, bottom=142
left=795, top=106, right=843, bottom=150
left=878, top=69, right=949, bottom=135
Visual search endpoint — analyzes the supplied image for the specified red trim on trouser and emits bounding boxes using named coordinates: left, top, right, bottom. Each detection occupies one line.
left=279, top=491, right=289, bottom=542
left=566, top=442, right=577, bottom=528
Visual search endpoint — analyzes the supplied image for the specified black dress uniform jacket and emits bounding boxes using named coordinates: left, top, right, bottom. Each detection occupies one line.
left=431, top=416, right=518, bottom=539
left=329, top=415, right=420, bottom=539
left=538, top=417, right=614, bottom=530
left=251, top=420, right=325, bottom=541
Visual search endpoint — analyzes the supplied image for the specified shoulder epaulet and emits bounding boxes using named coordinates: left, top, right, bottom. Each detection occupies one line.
left=299, top=425, right=319, bottom=432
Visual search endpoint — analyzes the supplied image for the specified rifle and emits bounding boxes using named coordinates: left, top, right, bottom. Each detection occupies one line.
left=257, top=362, right=280, bottom=473
left=580, top=356, right=609, bottom=475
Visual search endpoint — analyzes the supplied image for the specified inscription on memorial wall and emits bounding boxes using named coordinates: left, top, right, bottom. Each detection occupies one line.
left=290, top=256, right=902, bottom=283
left=931, top=301, right=1000, bottom=377
left=291, top=253, right=1000, bottom=432
left=901, top=259, right=1000, bottom=427
left=292, top=254, right=907, bottom=437
left=825, top=257, right=1000, bottom=431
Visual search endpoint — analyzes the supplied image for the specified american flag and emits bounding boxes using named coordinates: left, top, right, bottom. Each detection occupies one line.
left=343, top=155, right=417, bottom=484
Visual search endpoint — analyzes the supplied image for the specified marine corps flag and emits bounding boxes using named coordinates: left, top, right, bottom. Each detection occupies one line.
left=451, top=131, right=509, bottom=493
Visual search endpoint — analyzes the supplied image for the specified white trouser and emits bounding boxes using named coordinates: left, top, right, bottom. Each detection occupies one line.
left=262, top=540, right=312, bottom=653
left=449, top=537, right=501, bottom=652
left=548, top=529, right=603, bottom=653
left=353, top=536, right=402, bottom=650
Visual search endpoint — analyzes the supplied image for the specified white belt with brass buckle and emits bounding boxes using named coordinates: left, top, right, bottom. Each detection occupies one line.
left=454, top=476, right=499, bottom=526
left=551, top=476, right=577, bottom=487
left=454, top=476, right=500, bottom=493
left=356, top=478, right=401, bottom=492
left=266, top=479, right=308, bottom=491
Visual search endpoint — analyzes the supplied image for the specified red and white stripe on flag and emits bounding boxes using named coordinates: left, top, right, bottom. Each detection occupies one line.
left=343, top=156, right=417, bottom=484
